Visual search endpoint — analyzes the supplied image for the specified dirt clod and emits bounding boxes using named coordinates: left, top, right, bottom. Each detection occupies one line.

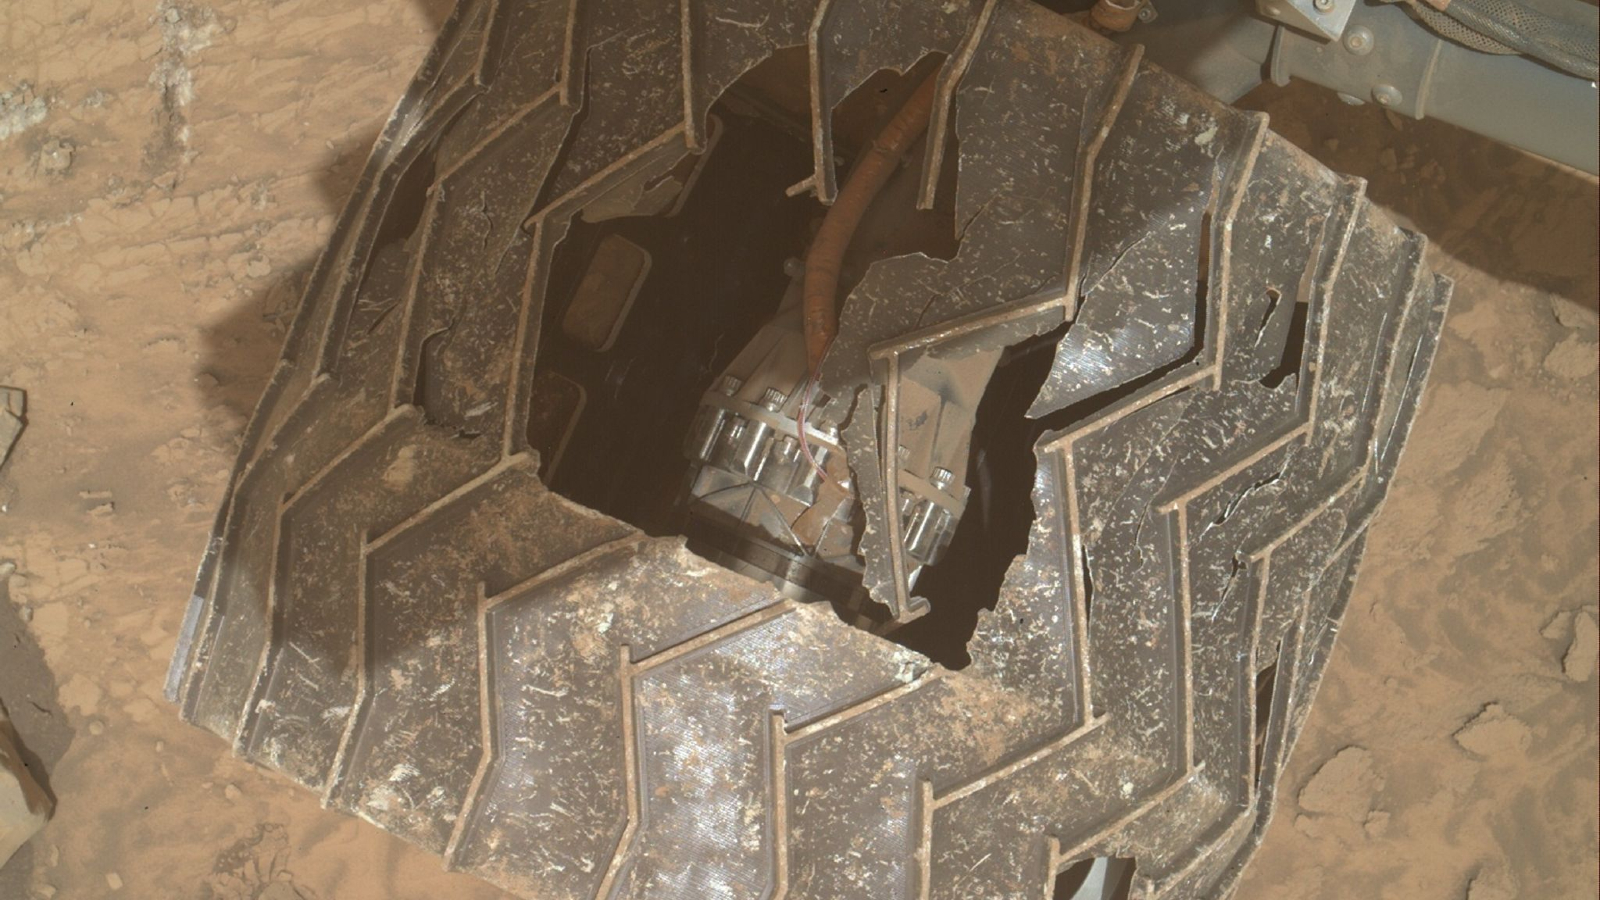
left=1564, top=612, right=1598, bottom=682
left=1465, top=864, right=1519, bottom=900
left=1297, top=747, right=1383, bottom=821
left=1543, top=335, right=1599, bottom=381
left=1453, top=704, right=1532, bottom=759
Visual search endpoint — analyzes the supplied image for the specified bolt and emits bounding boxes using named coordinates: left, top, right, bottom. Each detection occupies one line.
left=1343, top=26, right=1374, bottom=55
left=718, top=375, right=743, bottom=395
left=1136, top=3, right=1157, bottom=22
left=1313, top=0, right=1336, bottom=11
left=760, top=387, right=787, bottom=410
left=931, top=467, right=954, bottom=491
left=1336, top=91, right=1365, bottom=106
left=1372, top=83, right=1402, bottom=107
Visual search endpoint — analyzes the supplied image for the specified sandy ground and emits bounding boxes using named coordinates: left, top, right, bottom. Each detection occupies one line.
left=0, top=2, right=1595, bottom=899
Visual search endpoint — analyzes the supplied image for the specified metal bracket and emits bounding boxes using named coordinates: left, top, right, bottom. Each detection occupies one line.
left=1256, top=0, right=1358, bottom=41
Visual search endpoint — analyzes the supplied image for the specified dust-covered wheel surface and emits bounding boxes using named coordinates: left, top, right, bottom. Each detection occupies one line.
left=166, top=1, right=1449, bottom=897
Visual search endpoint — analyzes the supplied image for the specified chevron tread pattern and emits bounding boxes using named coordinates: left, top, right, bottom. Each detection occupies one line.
left=169, top=2, right=1450, bottom=897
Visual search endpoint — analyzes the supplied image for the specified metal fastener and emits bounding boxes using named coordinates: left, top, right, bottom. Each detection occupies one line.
left=1343, top=26, right=1373, bottom=55
left=1372, top=84, right=1402, bottom=107
left=1313, top=0, right=1336, bottom=11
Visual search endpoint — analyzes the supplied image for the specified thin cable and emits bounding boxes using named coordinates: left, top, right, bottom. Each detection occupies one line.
left=795, top=347, right=829, bottom=483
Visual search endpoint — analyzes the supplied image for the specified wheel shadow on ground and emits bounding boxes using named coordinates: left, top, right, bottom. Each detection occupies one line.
left=0, top=579, right=75, bottom=896
left=193, top=123, right=388, bottom=429
left=192, top=0, right=458, bottom=426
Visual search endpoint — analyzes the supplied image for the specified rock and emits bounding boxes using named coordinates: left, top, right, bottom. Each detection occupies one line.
left=35, top=138, right=74, bottom=177
left=105, top=871, right=123, bottom=890
left=1543, top=336, right=1599, bottom=381
left=0, top=386, right=24, bottom=470
left=1564, top=613, right=1598, bottom=682
left=1550, top=297, right=1598, bottom=335
left=1298, top=746, right=1383, bottom=822
left=223, top=783, right=241, bottom=801
left=1541, top=609, right=1574, bottom=641
left=0, top=83, right=48, bottom=142
left=0, top=704, right=53, bottom=869
left=1454, top=704, right=1532, bottom=758
left=1466, top=864, right=1519, bottom=900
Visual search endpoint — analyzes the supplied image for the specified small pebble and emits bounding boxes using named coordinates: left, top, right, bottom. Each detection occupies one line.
left=224, top=783, right=241, bottom=801
left=88, top=721, right=104, bottom=736
left=106, top=872, right=123, bottom=891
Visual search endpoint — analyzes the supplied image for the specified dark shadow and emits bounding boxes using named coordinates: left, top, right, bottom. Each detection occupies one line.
left=1239, top=79, right=1598, bottom=312
left=894, top=328, right=1064, bottom=668
left=193, top=123, right=387, bottom=426
left=410, top=0, right=457, bottom=34
left=527, top=108, right=816, bottom=534
left=0, top=579, right=75, bottom=893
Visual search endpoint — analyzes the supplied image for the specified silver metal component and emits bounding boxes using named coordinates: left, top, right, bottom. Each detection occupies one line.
left=1099, top=0, right=1598, bottom=174
left=684, top=279, right=984, bottom=613
left=1256, top=0, right=1357, bottom=41
left=1372, top=82, right=1403, bottom=105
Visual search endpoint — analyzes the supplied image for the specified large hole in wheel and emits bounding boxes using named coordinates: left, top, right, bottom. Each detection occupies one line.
left=527, top=101, right=814, bottom=531
left=1053, top=856, right=1137, bottom=900
left=525, top=52, right=982, bottom=637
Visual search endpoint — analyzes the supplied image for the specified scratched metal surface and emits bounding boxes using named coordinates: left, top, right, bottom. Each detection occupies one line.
left=168, top=2, right=1449, bottom=897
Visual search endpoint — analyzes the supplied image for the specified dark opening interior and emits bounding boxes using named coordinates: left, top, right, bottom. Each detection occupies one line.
left=1259, top=291, right=1310, bottom=389
left=525, top=53, right=960, bottom=547
left=528, top=107, right=814, bottom=534
left=1253, top=647, right=1284, bottom=788
left=524, top=51, right=1199, bottom=669
left=893, top=326, right=1064, bottom=667
left=902, top=221, right=1216, bottom=667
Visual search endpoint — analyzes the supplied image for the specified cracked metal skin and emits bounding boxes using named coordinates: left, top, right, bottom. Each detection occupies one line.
left=167, top=2, right=1449, bottom=897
